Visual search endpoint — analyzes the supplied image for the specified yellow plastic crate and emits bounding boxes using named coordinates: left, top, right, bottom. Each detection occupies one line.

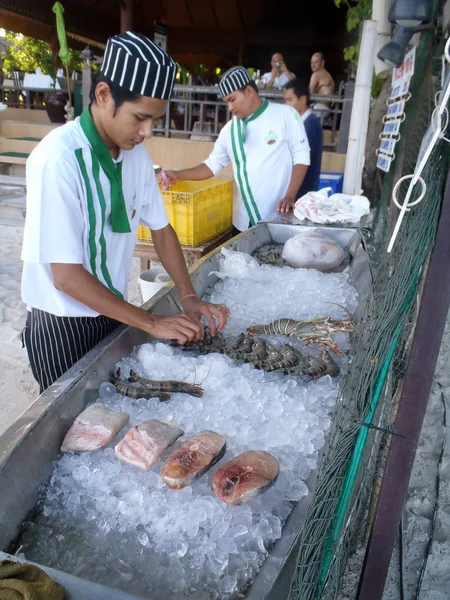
left=137, top=178, right=233, bottom=247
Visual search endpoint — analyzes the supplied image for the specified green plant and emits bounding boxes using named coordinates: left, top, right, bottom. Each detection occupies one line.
left=192, top=63, right=209, bottom=79
left=2, top=32, right=54, bottom=78
left=371, top=74, right=383, bottom=99
left=176, top=64, right=190, bottom=86
left=2, top=31, right=84, bottom=83
left=333, top=0, right=372, bottom=76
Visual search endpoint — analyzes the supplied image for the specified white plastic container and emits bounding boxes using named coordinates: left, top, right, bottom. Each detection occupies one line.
left=154, top=272, right=172, bottom=284
left=138, top=269, right=167, bottom=303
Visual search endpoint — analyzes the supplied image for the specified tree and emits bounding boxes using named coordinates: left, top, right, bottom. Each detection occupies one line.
left=333, top=0, right=372, bottom=74
left=333, top=0, right=384, bottom=98
left=2, top=31, right=83, bottom=82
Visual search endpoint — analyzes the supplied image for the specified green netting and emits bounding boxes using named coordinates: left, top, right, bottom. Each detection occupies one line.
left=287, top=17, right=450, bottom=600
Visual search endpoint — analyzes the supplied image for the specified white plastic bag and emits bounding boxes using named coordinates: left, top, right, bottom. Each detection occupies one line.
left=281, top=231, right=346, bottom=271
left=294, top=187, right=370, bottom=224
left=209, top=248, right=268, bottom=281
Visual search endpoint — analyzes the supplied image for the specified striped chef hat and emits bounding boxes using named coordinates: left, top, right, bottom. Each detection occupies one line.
left=100, top=31, right=177, bottom=99
left=218, top=66, right=253, bottom=98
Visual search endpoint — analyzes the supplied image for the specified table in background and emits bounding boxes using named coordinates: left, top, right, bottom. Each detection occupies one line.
left=134, top=229, right=235, bottom=272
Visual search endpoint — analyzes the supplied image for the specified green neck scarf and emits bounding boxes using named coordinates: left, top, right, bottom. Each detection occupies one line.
left=79, top=108, right=131, bottom=233
left=237, top=99, right=269, bottom=141
left=244, top=99, right=269, bottom=125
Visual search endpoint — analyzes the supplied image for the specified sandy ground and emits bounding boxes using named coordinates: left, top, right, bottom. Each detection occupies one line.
left=338, top=311, right=450, bottom=600
left=0, top=218, right=143, bottom=437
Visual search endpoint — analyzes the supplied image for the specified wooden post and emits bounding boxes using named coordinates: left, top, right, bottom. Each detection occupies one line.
left=120, top=0, right=134, bottom=33
left=80, top=46, right=93, bottom=110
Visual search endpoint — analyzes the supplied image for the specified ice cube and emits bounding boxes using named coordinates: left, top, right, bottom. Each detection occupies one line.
left=72, top=465, right=90, bottom=481
left=229, top=524, right=248, bottom=538
left=176, top=541, right=188, bottom=557
left=99, top=382, right=117, bottom=399
left=219, top=573, right=238, bottom=594
left=137, top=531, right=149, bottom=547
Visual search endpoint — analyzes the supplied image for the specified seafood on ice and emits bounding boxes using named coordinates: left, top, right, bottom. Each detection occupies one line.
left=115, top=419, right=184, bottom=470
left=160, top=430, right=227, bottom=489
left=247, top=317, right=352, bottom=356
left=212, top=450, right=280, bottom=506
left=113, top=381, right=171, bottom=401
left=181, top=329, right=340, bottom=378
left=113, top=367, right=204, bottom=400
left=281, top=231, right=346, bottom=271
left=60, top=403, right=129, bottom=453
left=252, top=244, right=285, bottom=267
left=127, top=369, right=204, bottom=397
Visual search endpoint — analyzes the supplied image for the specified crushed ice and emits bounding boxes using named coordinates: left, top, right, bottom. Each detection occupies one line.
left=18, top=256, right=358, bottom=599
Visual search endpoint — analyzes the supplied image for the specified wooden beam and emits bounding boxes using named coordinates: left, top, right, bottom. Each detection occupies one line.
left=87, top=0, right=113, bottom=9
left=158, top=0, right=167, bottom=20
left=183, top=0, right=195, bottom=28
left=120, top=0, right=134, bottom=33
left=210, top=0, right=220, bottom=28
left=235, top=0, right=244, bottom=28
left=167, top=27, right=338, bottom=47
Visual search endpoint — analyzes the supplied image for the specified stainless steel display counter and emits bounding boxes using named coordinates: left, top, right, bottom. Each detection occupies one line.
left=0, top=220, right=372, bottom=599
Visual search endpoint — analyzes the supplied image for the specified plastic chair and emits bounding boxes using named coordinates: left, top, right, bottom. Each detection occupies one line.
left=12, top=69, right=24, bottom=88
left=11, top=70, right=25, bottom=106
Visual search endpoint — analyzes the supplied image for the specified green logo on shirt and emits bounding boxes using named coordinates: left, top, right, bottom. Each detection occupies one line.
left=130, top=192, right=137, bottom=219
left=265, top=129, right=278, bottom=145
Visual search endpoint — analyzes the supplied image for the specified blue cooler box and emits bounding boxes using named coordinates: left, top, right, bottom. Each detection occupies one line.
left=319, top=172, right=344, bottom=194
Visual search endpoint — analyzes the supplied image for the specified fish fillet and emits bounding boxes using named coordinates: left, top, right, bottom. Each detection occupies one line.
left=212, top=450, right=279, bottom=506
left=60, top=403, right=129, bottom=453
left=115, top=419, right=184, bottom=470
left=160, top=430, right=227, bottom=489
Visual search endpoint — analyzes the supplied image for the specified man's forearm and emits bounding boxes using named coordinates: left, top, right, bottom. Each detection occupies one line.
left=176, top=163, right=214, bottom=181
left=286, top=164, right=308, bottom=198
left=51, top=264, right=154, bottom=330
left=151, top=224, right=197, bottom=299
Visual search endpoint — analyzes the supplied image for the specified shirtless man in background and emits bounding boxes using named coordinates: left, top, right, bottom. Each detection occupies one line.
left=309, top=52, right=335, bottom=116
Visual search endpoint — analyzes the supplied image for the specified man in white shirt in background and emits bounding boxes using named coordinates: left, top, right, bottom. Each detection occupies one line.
left=162, top=66, right=310, bottom=233
left=262, top=53, right=295, bottom=90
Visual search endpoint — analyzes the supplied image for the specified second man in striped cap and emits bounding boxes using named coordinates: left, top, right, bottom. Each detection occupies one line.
left=162, top=65, right=310, bottom=232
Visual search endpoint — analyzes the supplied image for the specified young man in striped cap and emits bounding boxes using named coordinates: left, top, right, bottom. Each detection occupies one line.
left=162, top=66, right=310, bottom=232
left=21, top=31, right=229, bottom=393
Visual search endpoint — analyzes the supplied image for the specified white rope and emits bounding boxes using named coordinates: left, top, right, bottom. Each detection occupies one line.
left=445, top=37, right=450, bottom=63
left=387, top=46, right=450, bottom=253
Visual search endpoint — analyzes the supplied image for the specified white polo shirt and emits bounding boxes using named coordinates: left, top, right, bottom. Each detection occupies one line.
left=261, top=72, right=291, bottom=89
left=204, top=101, right=310, bottom=231
left=21, top=117, right=169, bottom=317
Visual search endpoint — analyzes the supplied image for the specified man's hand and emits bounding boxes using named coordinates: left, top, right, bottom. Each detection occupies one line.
left=277, top=195, right=296, bottom=213
left=147, top=313, right=202, bottom=345
left=159, top=169, right=180, bottom=190
left=280, top=62, right=288, bottom=73
left=181, top=296, right=230, bottom=339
